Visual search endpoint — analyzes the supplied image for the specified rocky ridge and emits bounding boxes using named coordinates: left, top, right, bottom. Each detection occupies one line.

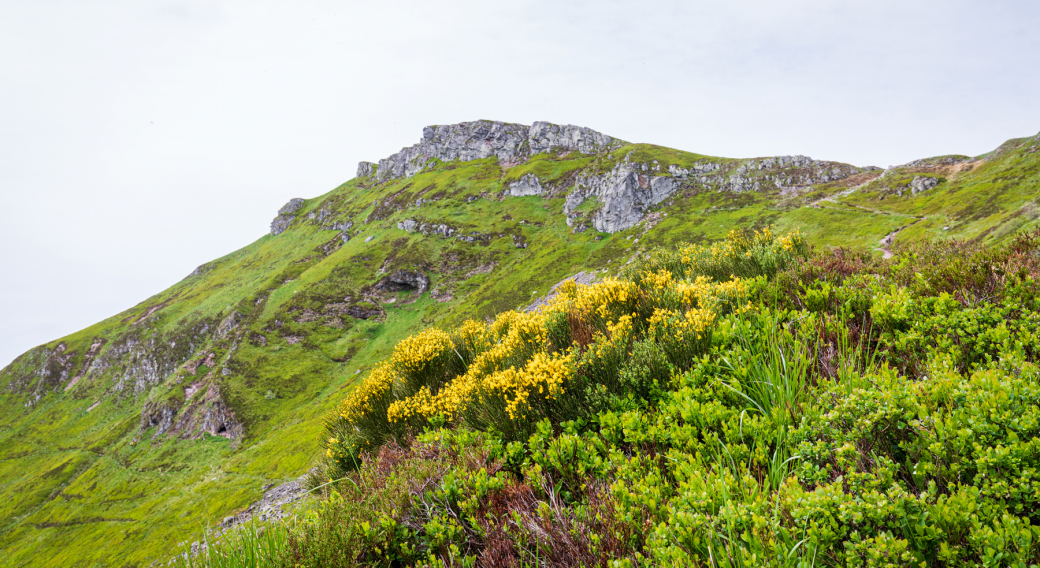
left=348, top=120, right=866, bottom=234
left=356, top=120, right=619, bottom=181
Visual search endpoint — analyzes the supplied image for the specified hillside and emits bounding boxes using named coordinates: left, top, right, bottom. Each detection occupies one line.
left=1, top=121, right=1038, bottom=567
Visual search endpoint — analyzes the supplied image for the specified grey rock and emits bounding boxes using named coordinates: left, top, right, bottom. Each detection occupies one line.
left=278, top=198, right=305, bottom=215
left=364, top=235, right=374, bottom=243
left=198, top=475, right=310, bottom=547
left=910, top=176, right=939, bottom=195
left=270, top=215, right=294, bottom=236
left=397, top=218, right=419, bottom=232
left=364, top=120, right=619, bottom=181
left=270, top=198, right=306, bottom=235
left=564, top=162, right=680, bottom=233
left=527, top=121, right=614, bottom=155
left=506, top=173, right=544, bottom=197
left=356, top=161, right=376, bottom=178
left=140, top=399, right=179, bottom=437
left=216, top=312, right=241, bottom=339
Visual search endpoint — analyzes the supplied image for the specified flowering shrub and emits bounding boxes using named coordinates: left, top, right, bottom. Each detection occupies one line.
left=240, top=229, right=1040, bottom=568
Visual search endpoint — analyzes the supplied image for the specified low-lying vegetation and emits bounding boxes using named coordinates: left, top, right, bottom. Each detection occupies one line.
left=182, top=226, right=1040, bottom=566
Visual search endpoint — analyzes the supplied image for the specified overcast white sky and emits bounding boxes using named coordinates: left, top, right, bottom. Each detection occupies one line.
left=2, top=0, right=1039, bottom=368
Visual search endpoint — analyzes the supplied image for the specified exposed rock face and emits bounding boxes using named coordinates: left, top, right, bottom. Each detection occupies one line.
left=357, top=161, right=376, bottom=178
left=565, top=161, right=679, bottom=233
left=270, top=216, right=293, bottom=236
left=270, top=198, right=306, bottom=236
left=528, top=122, right=614, bottom=155
left=140, top=399, right=179, bottom=438
left=218, top=475, right=308, bottom=529
left=278, top=198, right=305, bottom=215
left=366, top=120, right=619, bottom=181
left=64, top=338, right=106, bottom=391
left=4, top=342, right=77, bottom=405
left=911, top=176, right=940, bottom=194
left=376, top=270, right=430, bottom=294
left=217, top=312, right=241, bottom=338
left=397, top=218, right=456, bottom=238
left=344, top=121, right=866, bottom=234
left=507, top=173, right=544, bottom=196
left=147, top=382, right=246, bottom=444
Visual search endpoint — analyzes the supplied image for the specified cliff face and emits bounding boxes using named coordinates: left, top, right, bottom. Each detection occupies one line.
left=356, top=120, right=619, bottom=181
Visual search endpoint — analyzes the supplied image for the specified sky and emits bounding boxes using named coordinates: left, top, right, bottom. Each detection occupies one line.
left=2, top=0, right=1039, bottom=368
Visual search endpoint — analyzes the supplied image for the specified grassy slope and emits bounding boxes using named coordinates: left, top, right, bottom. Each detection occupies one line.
left=1, top=134, right=1037, bottom=567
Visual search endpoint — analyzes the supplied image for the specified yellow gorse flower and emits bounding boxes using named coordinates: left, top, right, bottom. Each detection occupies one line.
left=390, top=328, right=453, bottom=376
left=339, top=363, right=394, bottom=423
left=330, top=230, right=805, bottom=460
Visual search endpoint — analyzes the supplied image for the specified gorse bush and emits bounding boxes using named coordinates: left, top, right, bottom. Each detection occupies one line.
left=324, top=231, right=772, bottom=473
left=185, top=228, right=1040, bottom=568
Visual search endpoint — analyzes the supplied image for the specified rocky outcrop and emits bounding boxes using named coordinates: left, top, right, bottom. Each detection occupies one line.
left=64, top=338, right=106, bottom=391
left=219, top=475, right=308, bottom=528
left=364, top=120, right=620, bottom=181
left=162, top=383, right=245, bottom=442
left=357, top=161, right=376, bottom=178
left=344, top=304, right=383, bottom=320
left=270, top=198, right=306, bottom=236
left=564, top=161, right=679, bottom=233
left=3, top=342, right=78, bottom=406
left=140, top=399, right=179, bottom=438
left=397, top=218, right=456, bottom=238
left=216, top=312, right=241, bottom=338
left=376, top=270, right=430, bottom=294
left=278, top=198, right=305, bottom=215
left=185, top=475, right=310, bottom=558
left=507, top=173, right=544, bottom=196
left=270, top=216, right=293, bottom=236
left=910, top=176, right=939, bottom=194
left=528, top=121, right=614, bottom=155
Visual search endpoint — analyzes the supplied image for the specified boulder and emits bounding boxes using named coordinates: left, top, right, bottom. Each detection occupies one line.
left=910, top=176, right=939, bottom=195
left=506, top=173, right=544, bottom=197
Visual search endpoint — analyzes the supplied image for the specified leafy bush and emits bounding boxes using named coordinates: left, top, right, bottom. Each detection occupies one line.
left=187, top=228, right=1040, bottom=567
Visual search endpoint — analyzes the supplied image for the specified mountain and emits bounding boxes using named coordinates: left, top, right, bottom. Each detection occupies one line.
left=1, top=120, right=1038, bottom=567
